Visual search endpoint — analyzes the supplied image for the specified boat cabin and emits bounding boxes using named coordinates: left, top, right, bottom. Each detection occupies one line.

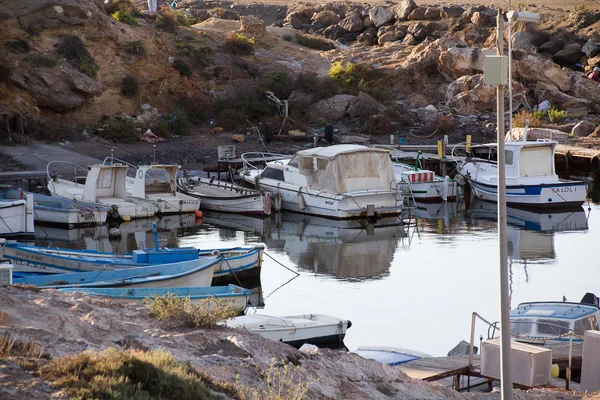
left=131, top=165, right=179, bottom=198
left=259, top=145, right=396, bottom=194
left=471, top=140, right=558, bottom=184
left=82, top=164, right=130, bottom=202
left=510, top=293, right=600, bottom=341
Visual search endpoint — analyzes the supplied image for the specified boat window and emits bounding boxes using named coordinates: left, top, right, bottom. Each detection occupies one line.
left=574, top=315, right=598, bottom=335
left=100, top=169, right=113, bottom=188
left=520, top=147, right=553, bottom=176
left=536, top=319, right=570, bottom=336
left=510, top=319, right=534, bottom=334
left=288, top=157, right=298, bottom=168
left=505, top=150, right=513, bottom=165
left=261, top=167, right=285, bottom=181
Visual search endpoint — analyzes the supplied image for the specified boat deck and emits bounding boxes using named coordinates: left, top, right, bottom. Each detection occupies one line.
left=190, top=183, right=258, bottom=198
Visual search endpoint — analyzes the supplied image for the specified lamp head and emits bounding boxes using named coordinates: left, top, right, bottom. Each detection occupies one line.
left=506, top=10, right=540, bottom=23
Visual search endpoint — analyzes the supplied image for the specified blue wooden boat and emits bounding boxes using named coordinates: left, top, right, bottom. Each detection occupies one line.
left=1, top=242, right=262, bottom=283
left=1, top=187, right=108, bottom=227
left=13, top=256, right=221, bottom=289
left=58, top=284, right=252, bottom=312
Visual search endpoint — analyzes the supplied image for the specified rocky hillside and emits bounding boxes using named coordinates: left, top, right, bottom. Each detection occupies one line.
left=3, top=0, right=600, bottom=144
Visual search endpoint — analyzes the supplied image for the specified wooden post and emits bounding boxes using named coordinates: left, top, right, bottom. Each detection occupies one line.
left=466, top=135, right=472, bottom=153
left=469, top=312, right=477, bottom=369
left=565, top=150, right=570, bottom=176
left=567, top=333, right=573, bottom=390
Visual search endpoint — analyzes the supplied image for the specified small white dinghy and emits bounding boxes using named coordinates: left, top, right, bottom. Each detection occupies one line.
left=226, top=313, right=351, bottom=348
left=178, top=175, right=271, bottom=215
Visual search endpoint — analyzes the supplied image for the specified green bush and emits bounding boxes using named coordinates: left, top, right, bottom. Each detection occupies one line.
left=176, top=11, right=197, bottom=27
left=327, top=61, right=390, bottom=102
left=125, top=40, right=146, bottom=56
left=548, top=107, right=567, bottom=123
left=213, top=83, right=273, bottom=129
left=175, top=41, right=213, bottom=68
left=156, top=6, right=179, bottom=32
left=224, top=33, right=255, bottom=55
left=104, top=0, right=137, bottom=16
left=56, top=36, right=98, bottom=78
left=168, top=107, right=191, bottom=136
left=295, top=34, right=335, bottom=51
left=293, top=71, right=340, bottom=100
left=282, top=34, right=292, bottom=42
left=173, top=59, right=191, bottom=76
left=97, top=117, right=138, bottom=143
left=112, top=10, right=137, bottom=25
left=121, top=75, right=139, bottom=97
left=39, top=348, right=220, bottom=400
left=261, top=71, right=294, bottom=99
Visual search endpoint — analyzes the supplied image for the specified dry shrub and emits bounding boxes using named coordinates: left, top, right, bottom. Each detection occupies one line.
left=39, top=347, right=219, bottom=400
left=149, top=293, right=238, bottom=328
left=0, top=334, right=45, bottom=359
left=12, top=283, right=40, bottom=292
left=156, top=6, right=179, bottom=32
left=513, top=110, right=544, bottom=128
left=293, top=71, right=340, bottom=101
left=125, top=40, right=146, bottom=56
left=0, top=311, right=7, bottom=324
left=295, top=34, right=335, bottom=51
left=121, top=74, right=139, bottom=97
left=56, top=36, right=98, bottom=78
left=434, top=114, right=455, bottom=134
left=233, top=358, right=312, bottom=400
left=365, top=114, right=393, bottom=135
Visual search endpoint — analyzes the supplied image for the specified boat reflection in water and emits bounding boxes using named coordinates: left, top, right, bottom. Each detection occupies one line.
left=201, top=210, right=407, bottom=281
left=466, top=199, right=589, bottom=264
left=34, top=213, right=202, bottom=253
left=264, top=212, right=407, bottom=281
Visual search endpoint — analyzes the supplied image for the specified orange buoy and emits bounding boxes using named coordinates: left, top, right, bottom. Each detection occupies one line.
left=194, top=210, right=203, bottom=218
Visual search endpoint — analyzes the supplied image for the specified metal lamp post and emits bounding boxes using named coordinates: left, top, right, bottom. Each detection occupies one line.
left=486, top=8, right=540, bottom=400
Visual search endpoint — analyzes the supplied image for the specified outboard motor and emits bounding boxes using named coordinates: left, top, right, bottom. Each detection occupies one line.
left=580, top=292, right=599, bottom=307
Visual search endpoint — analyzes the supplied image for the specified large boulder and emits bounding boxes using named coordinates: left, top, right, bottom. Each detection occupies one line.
left=307, top=94, right=357, bottom=121
left=511, top=31, right=538, bottom=54
left=396, top=0, right=417, bottom=20
left=514, top=55, right=573, bottom=92
left=9, top=66, right=103, bottom=112
left=553, top=44, right=584, bottom=67
left=369, top=6, right=394, bottom=28
left=14, top=0, right=93, bottom=31
left=539, top=39, right=564, bottom=55
left=424, top=7, right=440, bottom=19
left=402, top=33, right=417, bottom=46
left=238, top=16, right=266, bottom=38
left=339, top=11, right=363, bottom=33
left=356, top=28, right=377, bottom=46
left=569, top=73, right=600, bottom=111
left=571, top=120, right=596, bottom=137
left=534, top=81, right=591, bottom=116
left=445, top=74, right=525, bottom=115
left=407, top=22, right=430, bottom=41
left=348, top=92, right=384, bottom=118
left=323, top=24, right=347, bottom=40
left=312, top=10, right=339, bottom=27
left=407, top=7, right=426, bottom=20
left=285, top=8, right=312, bottom=29
left=440, top=6, right=465, bottom=18
left=438, top=46, right=494, bottom=80
left=378, top=29, right=405, bottom=45
left=582, top=39, right=600, bottom=58
left=509, top=127, right=570, bottom=141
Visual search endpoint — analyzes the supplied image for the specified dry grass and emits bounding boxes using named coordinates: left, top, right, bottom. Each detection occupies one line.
left=38, top=347, right=220, bottom=400
left=0, top=311, right=8, bottom=324
left=12, top=283, right=40, bottom=292
left=0, top=334, right=45, bottom=359
left=149, top=294, right=238, bottom=329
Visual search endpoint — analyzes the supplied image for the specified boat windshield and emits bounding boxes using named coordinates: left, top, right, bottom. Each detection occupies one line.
left=574, top=315, right=599, bottom=335
left=510, top=318, right=534, bottom=335
left=536, top=319, right=570, bottom=336
left=288, top=156, right=298, bottom=168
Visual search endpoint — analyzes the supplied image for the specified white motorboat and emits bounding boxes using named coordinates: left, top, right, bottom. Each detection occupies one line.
left=226, top=313, right=351, bottom=348
left=456, top=139, right=587, bottom=209
left=178, top=175, right=271, bottom=215
left=240, top=145, right=403, bottom=219
left=47, top=162, right=158, bottom=220
left=0, top=185, right=34, bottom=239
left=2, top=186, right=107, bottom=227
left=104, top=158, right=200, bottom=215
left=392, top=162, right=457, bottom=202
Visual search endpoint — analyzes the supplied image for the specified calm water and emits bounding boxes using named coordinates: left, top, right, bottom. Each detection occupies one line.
left=32, top=199, right=600, bottom=357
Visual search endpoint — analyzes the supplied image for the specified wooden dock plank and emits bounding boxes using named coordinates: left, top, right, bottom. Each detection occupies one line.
left=397, top=355, right=478, bottom=382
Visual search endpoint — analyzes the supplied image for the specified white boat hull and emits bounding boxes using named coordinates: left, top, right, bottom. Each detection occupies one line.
left=243, top=172, right=402, bottom=219
left=397, top=179, right=457, bottom=201
left=142, top=194, right=200, bottom=214
left=467, top=179, right=587, bottom=208
left=0, top=197, right=34, bottom=238
left=33, top=207, right=107, bottom=227
left=226, top=313, right=350, bottom=347
left=119, top=264, right=216, bottom=288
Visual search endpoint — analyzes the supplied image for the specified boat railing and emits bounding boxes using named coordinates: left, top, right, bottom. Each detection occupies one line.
left=46, top=161, right=89, bottom=184
left=103, top=156, right=165, bottom=181
left=240, top=152, right=289, bottom=171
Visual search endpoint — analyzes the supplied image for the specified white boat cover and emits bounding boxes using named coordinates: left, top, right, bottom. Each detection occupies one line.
left=296, top=145, right=395, bottom=194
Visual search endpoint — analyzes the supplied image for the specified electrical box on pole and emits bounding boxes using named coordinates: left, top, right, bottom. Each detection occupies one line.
left=483, top=55, right=508, bottom=86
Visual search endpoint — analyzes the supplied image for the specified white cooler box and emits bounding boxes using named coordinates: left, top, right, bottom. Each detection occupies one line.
left=481, top=338, right=551, bottom=387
